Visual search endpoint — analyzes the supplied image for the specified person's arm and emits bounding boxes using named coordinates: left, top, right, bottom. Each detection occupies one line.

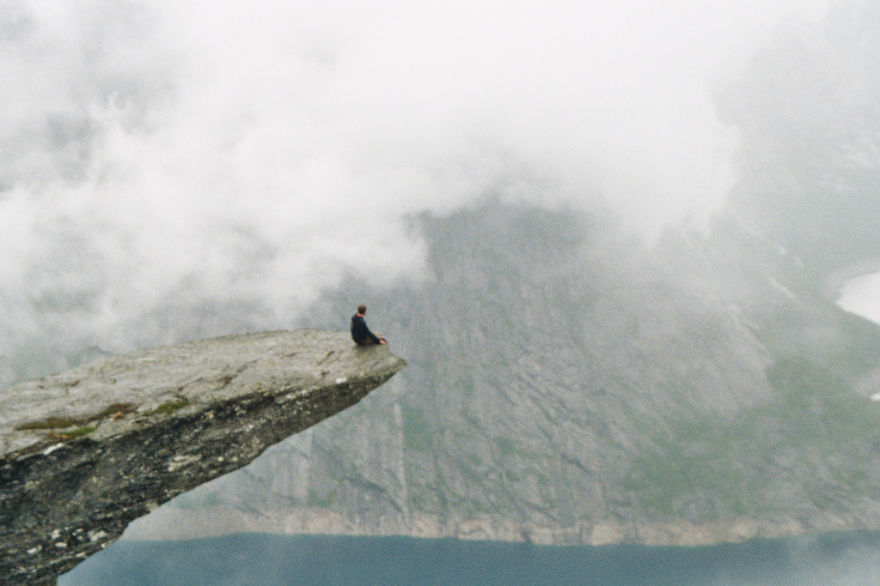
left=354, top=315, right=385, bottom=344
left=364, top=322, right=386, bottom=344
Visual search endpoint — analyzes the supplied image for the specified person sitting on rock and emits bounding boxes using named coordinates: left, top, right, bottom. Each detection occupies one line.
left=350, top=304, right=387, bottom=345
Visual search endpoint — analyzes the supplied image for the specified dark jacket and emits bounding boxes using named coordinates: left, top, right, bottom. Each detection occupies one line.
left=351, top=313, right=381, bottom=345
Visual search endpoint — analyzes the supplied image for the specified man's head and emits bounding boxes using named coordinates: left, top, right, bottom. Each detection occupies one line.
left=357, top=304, right=367, bottom=315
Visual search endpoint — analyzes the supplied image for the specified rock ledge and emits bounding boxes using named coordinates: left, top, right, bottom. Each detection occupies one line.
left=0, top=329, right=406, bottom=584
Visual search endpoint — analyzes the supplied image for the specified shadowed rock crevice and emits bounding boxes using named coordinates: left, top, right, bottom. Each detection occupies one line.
left=0, top=329, right=406, bottom=584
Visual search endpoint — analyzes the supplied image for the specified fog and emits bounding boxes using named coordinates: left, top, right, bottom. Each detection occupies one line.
left=0, top=0, right=833, bottom=380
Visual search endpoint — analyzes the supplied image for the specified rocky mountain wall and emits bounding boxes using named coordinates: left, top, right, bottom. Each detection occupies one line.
left=133, top=201, right=880, bottom=549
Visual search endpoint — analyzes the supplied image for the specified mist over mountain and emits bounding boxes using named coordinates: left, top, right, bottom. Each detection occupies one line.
left=719, top=1, right=880, bottom=276
left=123, top=1, right=880, bottom=544
left=0, top=0, right=833, bottom=385
left=4, top=0, right=880, bottom=554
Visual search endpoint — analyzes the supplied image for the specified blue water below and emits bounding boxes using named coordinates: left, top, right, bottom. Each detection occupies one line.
left=61, top=531, right=880, bottom=585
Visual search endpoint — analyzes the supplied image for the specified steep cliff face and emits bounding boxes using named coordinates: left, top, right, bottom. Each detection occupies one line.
left=0, top=330, right=406, bottom=584
left=138, top=206, right=880, bottom=547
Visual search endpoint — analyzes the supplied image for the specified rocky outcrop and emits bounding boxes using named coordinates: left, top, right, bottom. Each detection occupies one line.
left=0, top=329, right=406, bottom=584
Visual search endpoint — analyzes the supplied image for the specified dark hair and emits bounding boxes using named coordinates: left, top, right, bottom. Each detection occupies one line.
left=357, top=304, right=367, bottom=314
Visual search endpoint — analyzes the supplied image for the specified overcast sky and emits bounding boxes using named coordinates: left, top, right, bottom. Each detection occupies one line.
left=0, top=0, right=836, bottom=379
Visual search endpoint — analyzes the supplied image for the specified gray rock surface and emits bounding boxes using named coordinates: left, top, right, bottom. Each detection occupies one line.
left=138, top=199, right=880, bottom=551
left=0, top=329, right=406, bottom=584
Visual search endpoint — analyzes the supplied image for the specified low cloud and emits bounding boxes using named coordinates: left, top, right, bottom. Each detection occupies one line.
left=0, top=0, right=832, bottom=380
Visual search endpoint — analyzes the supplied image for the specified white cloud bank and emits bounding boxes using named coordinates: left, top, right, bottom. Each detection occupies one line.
left=0, top=0, right=832, bottom=378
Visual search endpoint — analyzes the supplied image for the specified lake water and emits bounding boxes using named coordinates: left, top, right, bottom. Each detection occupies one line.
left=60, top=531, right=880, bottom=585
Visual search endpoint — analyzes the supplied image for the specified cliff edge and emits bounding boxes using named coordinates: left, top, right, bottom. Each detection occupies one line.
left=0, top=329, right=406, bottom=584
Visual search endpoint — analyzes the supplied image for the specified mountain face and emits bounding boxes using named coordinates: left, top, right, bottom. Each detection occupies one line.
left=131, top=1, right=880, bottom=546
left=138, top=201, right=880, bottom=546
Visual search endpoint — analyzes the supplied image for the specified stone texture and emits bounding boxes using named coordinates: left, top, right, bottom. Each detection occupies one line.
left=141, top=203, right=880, bottom=551
left=0, top=329, right=406, bottom=584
